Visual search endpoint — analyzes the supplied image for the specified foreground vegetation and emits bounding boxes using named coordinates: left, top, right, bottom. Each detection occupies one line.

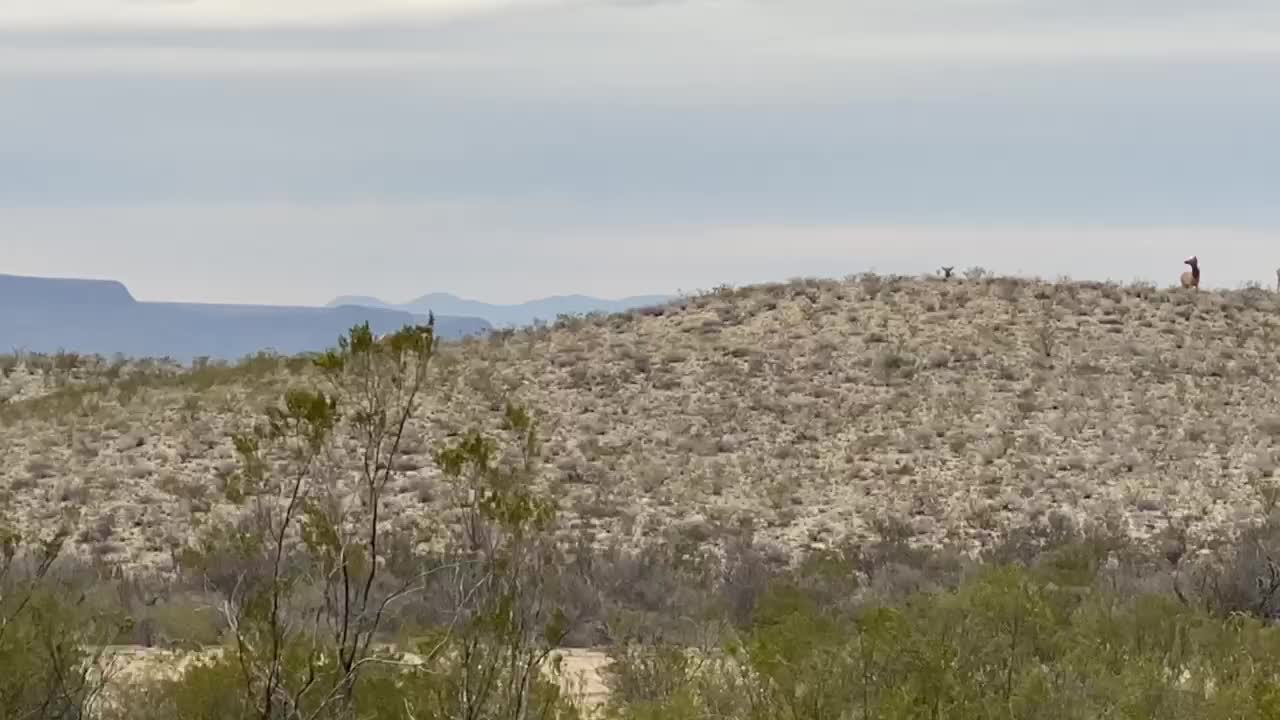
left=12, top=486, right=1280, bottom=718
left=6, top=288, right=1280, bottom=717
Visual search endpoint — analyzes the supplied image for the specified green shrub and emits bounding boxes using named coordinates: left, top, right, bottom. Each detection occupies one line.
left=0, top=524, right=125, bottom=720
left=604, top=562, right=1280, bottom=720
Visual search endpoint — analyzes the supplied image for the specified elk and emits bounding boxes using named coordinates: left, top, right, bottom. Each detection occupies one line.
left=1180, top=256, right=1200, bottom=290
left=939, top=266, right=955, bottom=281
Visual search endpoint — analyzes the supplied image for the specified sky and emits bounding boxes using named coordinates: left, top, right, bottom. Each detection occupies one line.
left=2, top=0, right=1279, bottom=305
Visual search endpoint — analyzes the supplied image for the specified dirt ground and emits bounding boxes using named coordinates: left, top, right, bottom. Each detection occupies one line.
left=97, top=644, right=613, bottom=711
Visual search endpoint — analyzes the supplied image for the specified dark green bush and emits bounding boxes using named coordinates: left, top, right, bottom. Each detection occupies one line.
left=605, top=562, right=1280, bottom=720
left=0, top=525, right=126, bottom=720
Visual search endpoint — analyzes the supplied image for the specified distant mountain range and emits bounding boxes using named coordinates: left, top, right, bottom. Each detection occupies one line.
left=0, top=273, right=491, bottom=362
left=326, top=291, right=674, bottom=328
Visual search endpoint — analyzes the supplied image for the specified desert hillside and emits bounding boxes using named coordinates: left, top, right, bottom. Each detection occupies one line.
left=4, top=273, right=1280, bottom=574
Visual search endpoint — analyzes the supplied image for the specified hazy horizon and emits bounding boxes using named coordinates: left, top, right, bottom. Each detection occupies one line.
left=3, top=1, right=1278, bottom=305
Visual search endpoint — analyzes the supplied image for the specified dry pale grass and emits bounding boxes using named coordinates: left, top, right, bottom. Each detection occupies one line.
left=5, top=274, right=1280, bottom=572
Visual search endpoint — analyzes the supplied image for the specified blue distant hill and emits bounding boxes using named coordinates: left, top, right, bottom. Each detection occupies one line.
left=327, top=291, right=674, bottom=328
left=0, top=273, right=490, bottom=361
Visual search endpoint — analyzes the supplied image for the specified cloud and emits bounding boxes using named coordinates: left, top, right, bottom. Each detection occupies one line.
left=0, top=46, right=479, bottom=74
left=3, top=53, right=1277, bottom=227
left=0, top=0, right=562, bottom=30
left=2, top=0, right=1278, bottom=305
left=6, top=0, right=1280, bottom=58
left=7, top=0, right=1278, bottom=30
left=4, top=0, right=1279, bottom=106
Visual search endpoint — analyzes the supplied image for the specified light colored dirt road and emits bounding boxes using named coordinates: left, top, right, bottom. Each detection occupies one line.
left=98, top=645, right=613, bottom=711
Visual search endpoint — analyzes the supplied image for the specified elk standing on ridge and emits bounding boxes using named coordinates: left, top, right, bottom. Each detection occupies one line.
left=1180, top=256, right=1200, bottom=290
left=939, top=266, right=955, bottom=281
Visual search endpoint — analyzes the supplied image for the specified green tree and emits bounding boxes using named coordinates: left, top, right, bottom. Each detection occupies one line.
left=394, top=403, right=581, bottom=719
left=171, top=321, right=442, bottom=720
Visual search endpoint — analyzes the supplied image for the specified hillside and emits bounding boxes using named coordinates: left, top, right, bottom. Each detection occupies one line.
left=0, top=273, right=136, bottom=306
left=328, top=291, right=674, bottom=328
left=0, top=273, right=492, bottom=361
left=4, top=273, right=1280, bottom=573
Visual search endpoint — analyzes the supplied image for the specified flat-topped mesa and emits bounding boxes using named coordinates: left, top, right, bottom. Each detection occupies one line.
left=1180, top=256, right=1200, bottom=290
left=0, top=273, right=136, bottom=307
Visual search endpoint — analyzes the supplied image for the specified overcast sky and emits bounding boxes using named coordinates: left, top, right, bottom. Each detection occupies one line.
left=2, top=1, right=1278, bottom=305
